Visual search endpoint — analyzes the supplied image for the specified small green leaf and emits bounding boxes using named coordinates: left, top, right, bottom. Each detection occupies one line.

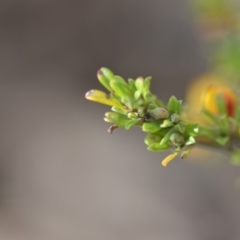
left=148, top=143, right=169, bottom=152
left=121, top=96, right=135, bottom=110
left=110, top=80, right=131, bottom=98
left=217, top=116, right=230, bottom=135
left=159, top=128, right=176, bottom=146
left=167, top=96, right=181, bottom=114
left=134, top=90, right=142, bottom=99
left=113, top=75, right=128, bottom=85
left=184, top=123, right=199, bottom=137
left=177, top=100, right=182, bottom=114
left=198, top=126, right=217, bottom=140
left=104, top=111, right=128, bottom=123
left=143, top=76, right=152, bottom=92
left=185, top=136, right=196, bottom=146
left=180, top=148, right=190, bottom=159
left=202, top=109, right=216, bottom=123
left=99, top=67, right=114, bottom=80
left=160, top=119, right=173, bottom=128
left=128, top=78, right=137, bottom=93
left=158, top=127, right=172, bottom=137
left=97, top=68, right=114, bottom=92
left=175, top=123, right=185, bottom=134
left=144, top=134, right=162, bottom=146
left=111, top=106, right=126, bottom=115
left=135, top=77, right=144, bottom=93
left=142, top=122, right=161, bottom=133
left=125, top=119, right=140, bottom=130
left=216, top=136, right=229, bottom=145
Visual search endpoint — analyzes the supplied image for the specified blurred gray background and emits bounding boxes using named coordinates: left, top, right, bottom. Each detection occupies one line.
left=0, top=0, right=240, bottom=239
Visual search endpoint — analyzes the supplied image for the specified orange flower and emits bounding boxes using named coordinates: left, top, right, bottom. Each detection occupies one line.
left=202, top=85, right=236, bottom=117
left=186, top=73, right=237, bottom=117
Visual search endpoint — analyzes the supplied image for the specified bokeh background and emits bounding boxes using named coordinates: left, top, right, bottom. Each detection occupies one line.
left=1, top=0, right=240, bottom=239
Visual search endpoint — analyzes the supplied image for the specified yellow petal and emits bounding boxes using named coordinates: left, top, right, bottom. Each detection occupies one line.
left=85, top=90, right=125, bottom=109
left=161, top=152, right=179, bottom=167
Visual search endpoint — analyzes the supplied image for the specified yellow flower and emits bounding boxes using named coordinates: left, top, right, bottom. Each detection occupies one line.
left=185, top=73, right=237, bottom=122
left=202, top=85, right=236, bottom=117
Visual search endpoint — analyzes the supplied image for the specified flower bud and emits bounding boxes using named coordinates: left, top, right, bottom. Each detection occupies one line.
left=127, top=112, right=138, bottom=119
left=170, top=133, right=185, bottom=147
left=148, top=108, right=169, bottom=120
left=170, top=113, right=181, bottom=123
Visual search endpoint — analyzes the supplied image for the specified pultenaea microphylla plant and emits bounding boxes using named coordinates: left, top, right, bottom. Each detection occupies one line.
left=85, top=67, right=240, bottom=167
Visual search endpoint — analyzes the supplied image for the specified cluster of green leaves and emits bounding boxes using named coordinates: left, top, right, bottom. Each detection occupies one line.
left=85, top=68, right=200, bottom=166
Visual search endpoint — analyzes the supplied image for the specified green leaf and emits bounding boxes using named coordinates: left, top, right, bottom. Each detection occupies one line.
left=175, top=123, right=185, bottom=134
left=184, top=124, right=199, bottom=137
left=143, top=76, right=152, bottom=92
left=180, top=148, right=190, bottom=159
left=113, top=75, right=128, bottom=85
left=198, top=126, right=217, bottom=140
left=144, top=134, right=162, bottom=146
left=160, top=119, right=173, bottom=128
left=142, top=122, right=161, bottom=133
left=99, top=67, right=114, bottom=80
left=110, top=80, right=131, bottom=98
left=104, top=111, right=128, bottom=123
left=135, top=77, right=144, bottom=93
left=134, top=90, right=142, bottom=99
left=217, top=116, right=230, bottom=135
left=177, top=100, right=182, bottom=114
left=202, top=109, right=216, bottom=123
left=128, top=78, right=137, bottom=93
left=124, top=118, right=140, bottom=130
left=216, top=136, right=229, bottom=145
left=97, top=68, right=114, bottom=91
left=121, top=96, right=135, bottom=110
left=159, top=128, right=176, bottom=146
left=147, top=143, right=169, bottom=152
left=185, top=136, right=196, bottom=146
left=111, top=106, right=126, bottom=115
left=167, top=96, right=181, bottom=114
